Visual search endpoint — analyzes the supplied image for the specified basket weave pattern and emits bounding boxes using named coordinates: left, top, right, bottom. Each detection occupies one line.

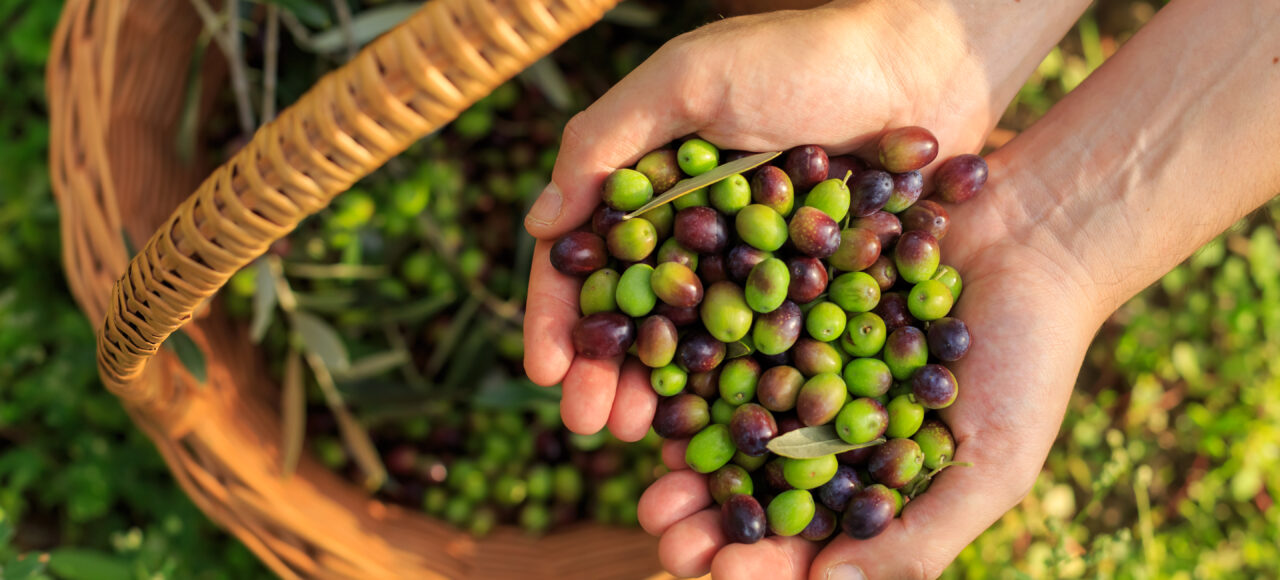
left=48, top=0, right=674, bottom=578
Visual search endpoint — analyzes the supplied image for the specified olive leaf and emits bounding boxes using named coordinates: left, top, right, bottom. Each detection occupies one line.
left=623, top=151, right=781, bottom=219
left=306, top=3, right=419, bottom=54
left=331, top=349, right=410, bottom=382
left=280, top=347, right=305, bottom=478
left=249, top=259, right=277, bottom=343
left=294, top=310, right=350, bottom=372
left=165, top=329, right=207, bottom=385
left=766, top=425, right=884, bottom=459
left=727, top=339, right=754, bottom=359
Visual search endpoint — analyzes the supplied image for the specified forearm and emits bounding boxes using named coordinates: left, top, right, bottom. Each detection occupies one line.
left=994, top=0, right=1280, bottom=320
left=838, top=0, right=1093, bottom=127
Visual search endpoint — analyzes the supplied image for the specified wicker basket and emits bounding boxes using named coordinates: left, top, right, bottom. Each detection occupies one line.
left=46, top=0, right=676, bottom=578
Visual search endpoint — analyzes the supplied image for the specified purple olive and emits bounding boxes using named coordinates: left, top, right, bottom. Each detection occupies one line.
left=571, top=312, right=635, bottom=359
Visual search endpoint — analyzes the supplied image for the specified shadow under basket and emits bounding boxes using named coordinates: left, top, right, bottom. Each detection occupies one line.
left=47, top=0, right=674, bottom=577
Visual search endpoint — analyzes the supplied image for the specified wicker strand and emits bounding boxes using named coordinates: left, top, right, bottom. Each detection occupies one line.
left=96, top=0, right=617, bottom=405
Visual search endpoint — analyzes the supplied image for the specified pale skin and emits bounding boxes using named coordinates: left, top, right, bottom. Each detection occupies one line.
left=523, top=0, right=1280, bottom=577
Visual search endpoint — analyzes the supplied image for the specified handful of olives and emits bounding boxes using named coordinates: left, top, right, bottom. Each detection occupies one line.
left=549, top=127, right=982, bottom=544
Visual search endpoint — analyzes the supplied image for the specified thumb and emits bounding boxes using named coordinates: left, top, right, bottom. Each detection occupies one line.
left=809, top=440, right=1036, bottom=580
left=523, top=45, right=711, bottom=239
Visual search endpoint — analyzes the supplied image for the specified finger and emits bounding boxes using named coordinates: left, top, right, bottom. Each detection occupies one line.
left=523, top=48, right=707, bottom=239
left=711, top=536, right=820, bottom=580
left=607, top=358, right=659, bottom=442
left=638, top=469, right=712, bottom=536
left=658, top=508, right=726, bottom=579
left=523, top=240, right=579, bottom=387
left=808, top=440, right=1035, bottom=580
left=559, top=355, right=622, bottom=435
left=662, top=438, right=690, bottom=471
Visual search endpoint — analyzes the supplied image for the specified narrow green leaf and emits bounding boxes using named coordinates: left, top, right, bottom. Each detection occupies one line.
left=165, top=329, right=207, bottom=384
left=602, top=3, right=661, bottom=27
left=521, top=58, right=574, bottom=112
left=304, top=351, right=386, bottom=490
left=727, top=339, right=754, bottom=359
left=624, top=151, right=781, bottom=219
left=175, top=35, right=208, bottom=163
left=306, top=3, right=419, bottom=53
left=292, top=288, right=359, bottom=312
left=267, top=0, right=332, bottom=28
left=250, top=259, right=277, bottom=343
left=766, top=426, right=884, bottom=459
left=471, top=375, right=561, bottom=410
left=331, top=349, right=410, bottom=382
left=294, top=311, right=350, bottom=372
left=281, top=347, right=305, bottom=478
left=47, top=549, right=132, bottom=580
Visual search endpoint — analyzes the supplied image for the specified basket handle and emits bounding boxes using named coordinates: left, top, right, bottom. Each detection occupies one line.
left=97, top=0, right=618, bottom=402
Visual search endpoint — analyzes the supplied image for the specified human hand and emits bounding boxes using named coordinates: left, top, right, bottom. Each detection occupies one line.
left=633, top=166, right=1107, bottom=577
left=521, top=0, right=1073, bottom=438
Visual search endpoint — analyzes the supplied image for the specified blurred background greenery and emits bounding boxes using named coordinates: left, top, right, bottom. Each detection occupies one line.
left=2, top=0, right=1277, bottom=579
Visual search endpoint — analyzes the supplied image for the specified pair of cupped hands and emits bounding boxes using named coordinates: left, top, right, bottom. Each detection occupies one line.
left=523, top=2, right=1109, bottom=578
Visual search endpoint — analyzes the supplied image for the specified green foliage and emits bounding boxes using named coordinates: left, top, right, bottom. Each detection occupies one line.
left=0, top=1, right=267, bottom=577
left=946, top=208, right=1280, bottom=579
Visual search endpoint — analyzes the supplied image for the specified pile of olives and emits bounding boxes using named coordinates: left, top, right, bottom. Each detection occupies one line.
left=318, top=407, right=665, bottom=537
left=550, top=127, right=983, bottom=544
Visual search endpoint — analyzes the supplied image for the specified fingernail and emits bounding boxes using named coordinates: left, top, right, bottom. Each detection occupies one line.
left=826, top=563, right=867, bottom=580
left=525, top=183, right=563, bottom=229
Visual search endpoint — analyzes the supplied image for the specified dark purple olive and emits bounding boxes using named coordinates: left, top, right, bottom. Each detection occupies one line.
left=727, top=244, right=774, bottom=282
left=868, top=438, right=925, bottom=489
left=866, top=255, right=898, bottom=291
left=816, top=465, right=863, bottom=512
left=788, top=207, right=841, bottom=258
left=826, top=155, right=865, bottom=183
left=878, top=126, right=939, bottom=173
left=722, top=494, right=767, bottom=544
left=837, top=446, right=875, bottom=465
left=757, top=365, right=805, bottom=412
left=842, top=484, right=896, bottom=539
left=850, top=170, right=894, bottom=218
left=653, top=393, right=710, bottom=439
left=678, top=331, right=727, bottom=373
left=911, top=364, right=958, bottom=409
left=933, top=154, right=988, bottom=204
left=753, top=300, right=803, bottom=356
left=828, top=228, right=881, bottom=272
left=572, top=312, right=635, bottom=358
left=850, top=211, right=902, bottom=249
left=698, top=253, right=728, bottom=286
left=764, top=458, right=793, bottom=492
left=688, top=367, right=723, bottom=399
left=894, top=230, right=941, bottom=284
left=783, top=145, right=829, bottom=191
left=786, top=256, right=828, bottom=304
left=799, top=505, right=837, bottom=541
left=884, top=171, right=924, bottom=213
left=900, top=199, right=950, bottom=240
left=730, top=403, right=779, bottom=456
left=709, top=465, right=755, bottom=504
left=674, top=207, right=729, bottom=254
left=927, top=317, right=971, bottom=361
left=636, top=315, right=679, bottom=368
left=592, top=205, right=627, bottom=237
left=757, top=350, right=792, bottom=368
left=550, top=231, right=607, bottom=276
left=874, top=292, right=917, bottom=332
left=655, top=303, right=701, bottom=327
left=751, top=165, right=796, bottom=216
left=776, top=413, right=803, bottom=436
